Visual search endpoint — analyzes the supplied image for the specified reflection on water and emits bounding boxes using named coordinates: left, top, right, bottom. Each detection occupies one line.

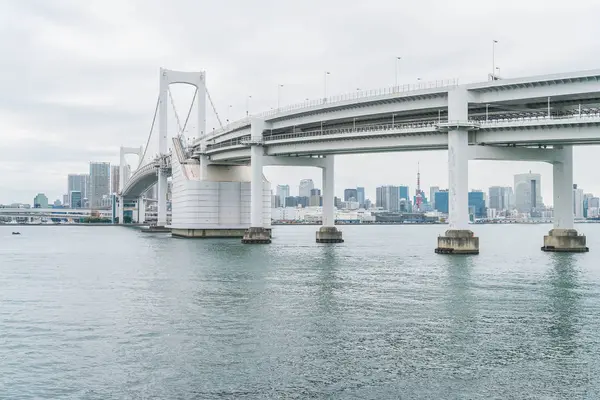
left=1, top=225, right=600, bottom=398
left=546, top=253, right=581, bottom=354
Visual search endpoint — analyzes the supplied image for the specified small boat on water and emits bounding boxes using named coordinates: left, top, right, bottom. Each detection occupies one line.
left=12, top=232, right=20, bottom=235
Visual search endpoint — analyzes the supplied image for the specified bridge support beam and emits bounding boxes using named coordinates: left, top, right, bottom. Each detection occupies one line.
left=436, top=88, right=478, bottom=255
left=316, top=155, right=344, bottom=243
left=542, top=145, right=588, bottom=252
left=243, top=119, right=271, bottom=244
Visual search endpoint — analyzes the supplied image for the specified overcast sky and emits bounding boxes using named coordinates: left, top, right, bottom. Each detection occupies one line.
left=2, top=0, right=600, bottom=205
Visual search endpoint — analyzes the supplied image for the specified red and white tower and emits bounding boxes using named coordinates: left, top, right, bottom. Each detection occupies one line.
left=415, top=162, right=423, bottom=212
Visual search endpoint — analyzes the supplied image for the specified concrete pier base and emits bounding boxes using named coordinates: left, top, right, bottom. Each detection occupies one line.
left=242, top=227, right=272, bottom=244
left=172, top=228, right=248, bottom=238
left=541, top=229, right=589, bottom=252
left=316, top=226, right=344, bottom=243
left=435, top=229, right=479, bottom=255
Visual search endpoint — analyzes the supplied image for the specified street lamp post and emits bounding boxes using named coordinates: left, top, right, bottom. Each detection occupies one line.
left=395, top=56, right=401, bottom=88
left=495, top=66, right=501, bottom=77
left=246, top=95, right=252, bottom=116
left=324, top=71, right=331, bottom=101
left=277, top=84, right=283, bottom=109
left=492, top=39, right=498, bottom=79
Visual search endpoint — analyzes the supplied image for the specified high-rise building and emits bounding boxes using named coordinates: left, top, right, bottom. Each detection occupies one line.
left=376, top=185, right=400, bottom=212
left=89, top=162, right=111, bottom=208
left=309, top=188, right=322, bottom=207
left=356, top=187, right=365, bottom=207
left=67, top=174, right=89, bottom=206
left=514, top=172, right=543, bottom=213
left=583, top=193, right=593, bottom=218
left=70, top=191, right=82, bottom=208
left=299, top=179, right=314, bottom=198
left=62, top=194, right=69, bottom=207
left=488, top=186, right=512, bottom=211
left=399, top=186, right=409, bottom=201
left=110, top=165, right=120, bottom=194
left=344, top=188, right=358, bottom=202
left=468, top=191, right=486, bottom=218
left=276, top=185, right=290, bottom=207
left=430, top=186, right=439, bottom=209
left=573, top=184, right=584, bottom=219
left=435, top=190, right=449, bottom=214
left=33, top=193, right=48, bottom=208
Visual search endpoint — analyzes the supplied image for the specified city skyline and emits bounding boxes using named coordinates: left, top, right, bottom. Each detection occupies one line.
left=3, top=1, right=600, bottom=204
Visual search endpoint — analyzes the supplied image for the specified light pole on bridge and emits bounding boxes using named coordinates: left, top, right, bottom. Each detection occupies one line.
left=395, top=56, right=401, bottom=88
left=277, top=84, right=284, bottom=110
left=246, top=95, right=252, bottom=117
left=492, top=39, right=498, bottom=80
left=324, top=71, right=331, bottom=102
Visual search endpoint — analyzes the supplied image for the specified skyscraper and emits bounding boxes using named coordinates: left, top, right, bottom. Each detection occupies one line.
left=514, top=172, right=543, bottom=213
left=68, top=174, right=89, bottom=206
left=70, top=191, right=82, bottom=208
left=399, top=186, right=409, bottom=201
left=344, top=188, right=358, bottom=202
left=376, top=185, right=400, bottom=212
left=435, top=190, right=449, bottom=213
left=309, top=188, right=322, bottom=207
left=356, top=187, right=365, bottom=207
left=299, top=179, right=314, bottom=198
left=110, top=165, right=120, bottom=194
left=276, top=185, right=290, bottom=207
left=33, top=193, right=48, bottom=208
left=488, top=186, right=512, bottom=211
left=89, top=162, right=111, bottom=208
left=429, top=186, right=440, bottom=209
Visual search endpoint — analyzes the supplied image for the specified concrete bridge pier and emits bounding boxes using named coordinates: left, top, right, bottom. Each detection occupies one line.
left=542, top=145, right=588, bottom=252
left=435, top=88, right=479, bottom=255
left=243, top=119, right=272, bottom=244
left=317, top=155, right=344, bottom=243
left=137, top=197, right=145, bottom=224
left=118, top=196, right=124, bottom=225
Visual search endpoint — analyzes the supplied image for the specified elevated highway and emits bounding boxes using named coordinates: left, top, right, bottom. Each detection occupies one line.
left=119, top=68, right=600, bottom=252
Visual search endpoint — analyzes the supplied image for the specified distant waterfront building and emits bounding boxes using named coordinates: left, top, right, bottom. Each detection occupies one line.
left=376, top=185, right=400, bottom=212
left=429, top=186, right=439, bottom=209
left=309, top=188, right=322, bottom=207
left=435, top=190, right=449, bottom=214
left=89, top=162, right=111, bottom=208
left=488, top=186, right=512, bottom=211
left=62, top=194, right=69, bottom=207
left=70, top=191, right=82, bottom=208
left=399, top=186, right=409, bottom=202
left=356, top=187, right=365, bottom=207
left=276, top=185, right=290, bottom=207
left=514, top=172, right=543, bottom=213
left=583, top=193, right=593, bottom=218
left=33, top=193, right=48, bottom=208
left=53, top=199, right=62, bottom=207
left=573, top=184, right=584, bottom=219
left=334, top=196, right=343, bottom=209
left=298, top=179, right=314, bottom=198
left=468, top=191, right=486, bottom=218
left=344, top=188, right=358, bottom=202
left=110, top=165, right=120, bottom=194
left=68, top=174, right=89, bottom=206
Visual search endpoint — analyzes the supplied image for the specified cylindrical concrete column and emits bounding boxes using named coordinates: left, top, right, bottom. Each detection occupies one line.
left=157, top=170, right=168, bottom=226
left=553, top=145, right=574, bottom=230
left=250, top=145, right=264, bottom=228
left=138, top=197, right=145, bottom=224
left=118, top=196, right=124, bottom=225
left=322, top=156, right=335, bottom=227
left=447, top=129, right=469, bottom=229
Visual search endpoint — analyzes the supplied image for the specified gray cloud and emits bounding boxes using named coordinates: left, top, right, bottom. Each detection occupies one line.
left=2, top=0, right=600, bottom=204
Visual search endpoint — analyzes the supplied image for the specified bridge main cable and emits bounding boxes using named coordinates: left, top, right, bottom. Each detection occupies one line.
left=140, top=95, right=160, bottom=166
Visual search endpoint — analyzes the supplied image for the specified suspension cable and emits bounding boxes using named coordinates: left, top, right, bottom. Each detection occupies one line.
left=140, top=95, right=160, bottom=165
left=205, top=86, right=224, bottom=129
left=182, top=88, right=197, bottom=134
left=168, top=86, right=184, bottom=134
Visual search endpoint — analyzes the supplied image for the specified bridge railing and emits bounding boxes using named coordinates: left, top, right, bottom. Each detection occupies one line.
left=204, top=121, right=441, bottom=152
left=202, top=78, right=459, bottom=141
left=478, top=112, right=600, bottom=126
